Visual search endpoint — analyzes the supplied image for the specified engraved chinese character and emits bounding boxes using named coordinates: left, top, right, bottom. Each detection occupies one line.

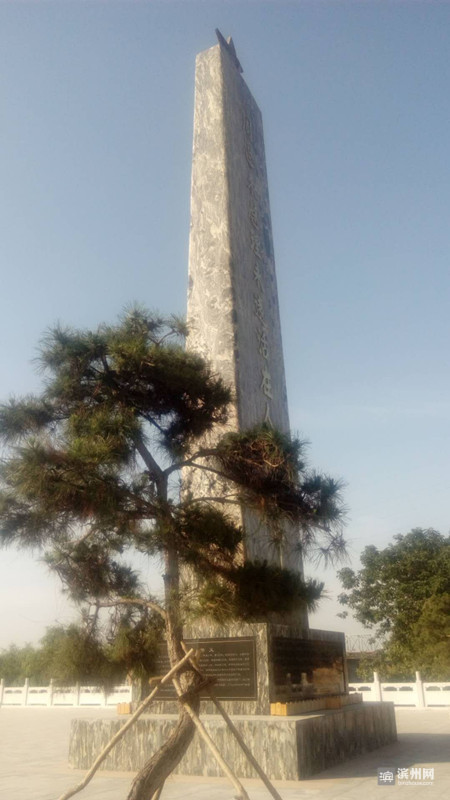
left=248, top=198, right=260, bottom=230
left=264, top=402, right=273, bottom=426
left=261, top=366, right=273, bottom=399
left=250, top=229, right=264, bottom=260
left=253, top=261, right=264, bottom=292
left=257, top=326, right=269, bottom=359
left=244, top=114, right=253, bottom=140
left=247, top=173, right=258, bottom=197
left=254, top=294, right=265, bottom=323
left=263, top=214, right=273, bottom=259
left=243, top=114, right=255, bottom=169
left=244, top=140, right=255, bottom=169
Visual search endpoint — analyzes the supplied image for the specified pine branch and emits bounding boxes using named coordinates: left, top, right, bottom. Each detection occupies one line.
left=97, top=596, right=167, bottom=621
left=133, top=437, right=165, bottom=484
left=164, top=447, right=218, bottom=476
left=182, top=494, right=241, bottom=506
left=168, top=459, right=229, bottom=482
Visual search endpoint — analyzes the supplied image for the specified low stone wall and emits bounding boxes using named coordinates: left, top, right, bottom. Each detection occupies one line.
left=349, top=673, right=450, bottom=707
left=69, top=701, right=396, bottom=780
left=0, top=680, right=131, bottom=707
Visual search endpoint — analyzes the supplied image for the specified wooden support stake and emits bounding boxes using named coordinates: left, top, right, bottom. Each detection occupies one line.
left=180, top=640, right=284, bottom=800
left=57, top=648, right=196, bottom=800
left=208, top=692, right=284, bottom=800
left=172, top=675, right=250, bottom=800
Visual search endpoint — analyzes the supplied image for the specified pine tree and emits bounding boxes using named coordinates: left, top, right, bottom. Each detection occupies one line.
left=0, top=308, right=345, bottom=799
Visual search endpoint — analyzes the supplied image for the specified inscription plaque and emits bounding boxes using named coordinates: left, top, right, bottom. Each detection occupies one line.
left=272, top=637, right=345, bottom=695
left=153, top=637, right=257, bottom=700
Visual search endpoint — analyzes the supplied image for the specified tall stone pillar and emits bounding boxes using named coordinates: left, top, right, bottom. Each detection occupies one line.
left=182, top=32, right=345, bottom=715
left=187, top=32, right=301, bottom=575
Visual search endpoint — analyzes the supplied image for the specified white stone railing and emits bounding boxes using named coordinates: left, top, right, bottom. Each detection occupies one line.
left=0, top=678, right=132, bottom=707
left=3, top=673, right=449, bottom=709
left=349, top=671, right=450, bottom=707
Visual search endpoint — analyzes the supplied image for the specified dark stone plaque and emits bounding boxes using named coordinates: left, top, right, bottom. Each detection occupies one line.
left=153, top=637, right=257, bottom=701
left=271, top=637, right=345, bottom=695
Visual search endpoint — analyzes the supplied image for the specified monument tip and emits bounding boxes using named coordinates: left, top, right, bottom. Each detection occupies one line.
left=215, top=28, right=243, bottom=73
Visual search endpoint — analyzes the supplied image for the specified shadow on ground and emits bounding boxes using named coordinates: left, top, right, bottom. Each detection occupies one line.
left=307, top=732, right=450, bottom=780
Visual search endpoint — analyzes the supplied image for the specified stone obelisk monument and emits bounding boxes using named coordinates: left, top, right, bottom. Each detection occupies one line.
left=69, top=35, right=397, bottom=775
left=187, top=31, right=300, bottom=575
left=184, top=31, right=345, bottom=714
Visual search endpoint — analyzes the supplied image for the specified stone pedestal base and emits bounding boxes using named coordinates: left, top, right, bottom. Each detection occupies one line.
left=69, top=702, right=396, bottom=780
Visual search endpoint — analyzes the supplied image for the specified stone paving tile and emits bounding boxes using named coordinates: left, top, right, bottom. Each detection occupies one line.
left=0, top=707, right=449, bottom=799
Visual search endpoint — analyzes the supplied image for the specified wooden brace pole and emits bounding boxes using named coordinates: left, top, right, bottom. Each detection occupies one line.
left=180, top=641, right=283, bottom=800
left=172, top=675, right=250, bottom=800
left=208, top=692, right=284, bottom=800
left=56, top=648, right=196, bottom=800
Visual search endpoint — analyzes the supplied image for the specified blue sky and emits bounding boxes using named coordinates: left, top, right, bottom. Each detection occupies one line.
left=1, top=0, right=450, bottom=648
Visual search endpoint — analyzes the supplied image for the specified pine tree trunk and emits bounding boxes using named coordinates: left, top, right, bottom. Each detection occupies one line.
left=126, top=535, right=202, bottom=800
left=124, top=612, right=202, bottom=800
left=125, top=700, right=199, bottom=800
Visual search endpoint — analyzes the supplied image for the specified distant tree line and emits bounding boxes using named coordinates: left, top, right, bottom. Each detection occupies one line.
left=0, top=617, right=162, bottom=687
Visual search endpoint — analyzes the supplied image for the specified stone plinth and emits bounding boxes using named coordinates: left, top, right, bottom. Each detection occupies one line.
left=69, top=702, right=397, bottom=780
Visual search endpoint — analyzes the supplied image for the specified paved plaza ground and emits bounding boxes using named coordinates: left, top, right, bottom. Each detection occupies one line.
left=0, top=706, right=448, bottom=799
